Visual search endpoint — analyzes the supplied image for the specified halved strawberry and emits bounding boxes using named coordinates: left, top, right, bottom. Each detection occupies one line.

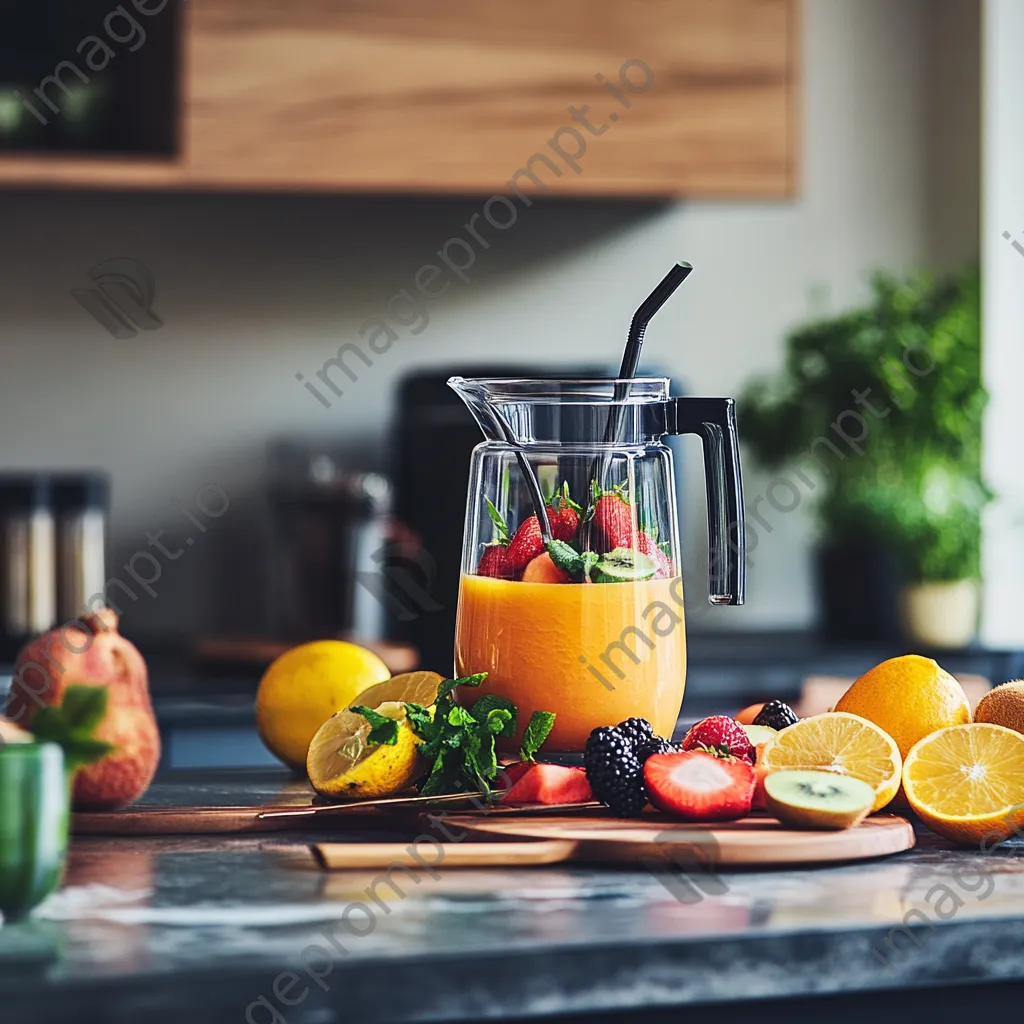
left=682, top=716, right=756, bottom=764
left=477, top=544, right=514, bottom=578
left=644, top=750, right=755, bottom=821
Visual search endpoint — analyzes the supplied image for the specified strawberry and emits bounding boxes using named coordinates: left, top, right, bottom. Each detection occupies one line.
left=636, top=531, right=674, bottom=578
left=506, top=516, right=545, bottom=573
left=592, top=492, right=634, bottom=550
left=681, top=716, right=756, bottom=764
left=548, top=482, right=581, bottom=542
left=477, top=544, right=514, bottom=578
left=507, top=495, right=581, bottom=573
left=644, top=750, right=755, bottom=821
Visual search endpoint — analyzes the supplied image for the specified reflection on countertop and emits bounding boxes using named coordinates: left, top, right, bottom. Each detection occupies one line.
left=3, top=768, right=1024, bottom=1024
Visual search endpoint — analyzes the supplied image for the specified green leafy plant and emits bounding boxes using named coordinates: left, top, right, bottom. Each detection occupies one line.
left=354, top=674, right=557, bottom=800
left=28, top=685, right=116, bottom=773
left=740, top=267, right=989, bottom=582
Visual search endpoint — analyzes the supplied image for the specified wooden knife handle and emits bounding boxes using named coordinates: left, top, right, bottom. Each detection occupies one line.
left=311, top=839, right=576, bottom=870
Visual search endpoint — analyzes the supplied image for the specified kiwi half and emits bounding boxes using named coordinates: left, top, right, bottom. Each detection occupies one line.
left=764, top=770, right=875, bottom=830
left=594, top=548, right=655, bottom=583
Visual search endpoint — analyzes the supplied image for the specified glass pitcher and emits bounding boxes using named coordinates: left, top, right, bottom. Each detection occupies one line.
left=449, top=376, right=746, bottom=753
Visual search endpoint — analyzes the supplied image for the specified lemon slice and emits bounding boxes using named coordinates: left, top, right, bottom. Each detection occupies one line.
left=346, top=670, right=444, bottom=713
left=758, top=712, right=902, bottom=812
left=306, top=701, right=425, bottom=800
left=903, top=723, right=1024, bottom=846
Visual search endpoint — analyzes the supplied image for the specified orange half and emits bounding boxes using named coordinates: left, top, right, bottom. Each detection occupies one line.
left=903, top=723, right=1024, bottom=846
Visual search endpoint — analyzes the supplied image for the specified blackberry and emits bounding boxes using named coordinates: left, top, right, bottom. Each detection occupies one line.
left=636, top=735, right=681, bottom=762
left=615, top=717, right=655, bottom=750
left=753, top=700, right=798, bottom=731
left=584, top=726, right=647, bottom=816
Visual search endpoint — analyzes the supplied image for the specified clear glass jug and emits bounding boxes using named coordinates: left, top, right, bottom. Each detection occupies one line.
left=449, top=377, right=746, bottom=753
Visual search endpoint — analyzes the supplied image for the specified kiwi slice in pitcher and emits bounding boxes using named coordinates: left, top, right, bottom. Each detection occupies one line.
left=594, top=548, right=655, bottom=583
left=764, top=770, right=875, bottom=830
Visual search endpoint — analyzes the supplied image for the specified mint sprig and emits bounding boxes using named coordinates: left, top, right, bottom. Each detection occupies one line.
left=353, top=674, right=557, bottom=800
left=484, top=500, right=510, bottom=546
left=407, top=674, right=554, bottom=800
left=28, top=685, right=116, bottom=773
left=520, top=711, right=557, bottom=762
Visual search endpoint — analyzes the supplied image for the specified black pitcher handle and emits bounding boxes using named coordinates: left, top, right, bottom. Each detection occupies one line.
left=664, top=397, right=746, bottom=606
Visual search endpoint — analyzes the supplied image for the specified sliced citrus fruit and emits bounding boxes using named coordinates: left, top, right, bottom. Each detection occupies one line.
left=758, top=712, right=902, bottom=811
left=306, top=701, right=425, bottom=800
left=902, top=723, right=1024, bottom=846
left=346, top=671, right=444, bottom=713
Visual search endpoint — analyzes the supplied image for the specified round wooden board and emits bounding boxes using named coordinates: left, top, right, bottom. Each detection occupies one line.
left=444, top=813, right=915, bottom=866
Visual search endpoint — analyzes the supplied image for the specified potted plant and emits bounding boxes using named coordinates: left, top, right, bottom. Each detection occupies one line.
left=739, top=267, right=989, bottom=647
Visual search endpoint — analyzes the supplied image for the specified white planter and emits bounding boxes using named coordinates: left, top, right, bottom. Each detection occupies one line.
left=900, top=580, right=980, bottom=649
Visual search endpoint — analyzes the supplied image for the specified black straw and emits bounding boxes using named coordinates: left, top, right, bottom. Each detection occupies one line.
left=619, top=261, right=693, bottom=380
left=602, top=261, right=694, bottom=452
left=587, top=261, right=694, bottom=532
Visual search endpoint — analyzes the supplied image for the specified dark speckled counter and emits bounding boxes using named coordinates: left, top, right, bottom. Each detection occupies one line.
left=3, top=768, right=1024, bottom=1024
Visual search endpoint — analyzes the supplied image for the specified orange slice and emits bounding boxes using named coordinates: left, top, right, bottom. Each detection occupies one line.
left=902, top=723, right=1024, bottom=846
left=758, top=712, right=902, bottom=812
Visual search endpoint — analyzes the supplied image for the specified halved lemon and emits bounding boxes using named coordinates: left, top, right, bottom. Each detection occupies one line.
left=903, top=723, right=1024, bottom=846
left=758, top=712, right=902, bottom=812
left=345, top=670, right=444, bottom=714
left=306, top=701, right=425, bottom=800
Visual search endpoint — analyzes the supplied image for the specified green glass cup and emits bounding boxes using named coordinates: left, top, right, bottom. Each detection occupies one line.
left=0, top=742, right=69, bottom=921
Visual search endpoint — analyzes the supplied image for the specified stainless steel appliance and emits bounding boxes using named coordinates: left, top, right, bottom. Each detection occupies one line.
left=0, top=475, right=55, bottom=648
left=53, top=473, right=109, bottom=625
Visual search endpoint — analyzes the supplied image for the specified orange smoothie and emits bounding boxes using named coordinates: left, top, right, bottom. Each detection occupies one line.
left=455, top=574, right=687, bottom=752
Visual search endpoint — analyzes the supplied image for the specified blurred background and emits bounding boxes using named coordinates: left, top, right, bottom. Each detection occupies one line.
left=1, top=0, right=1021, bottom=765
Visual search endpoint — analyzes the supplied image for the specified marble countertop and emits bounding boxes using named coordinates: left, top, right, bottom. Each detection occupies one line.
left=3, top=768, right=1024, bottom=1024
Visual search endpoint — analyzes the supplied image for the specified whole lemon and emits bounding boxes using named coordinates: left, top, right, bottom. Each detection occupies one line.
left=834, top=654, right=970, bottom=759
left=255, top=641, right=390, bottom=770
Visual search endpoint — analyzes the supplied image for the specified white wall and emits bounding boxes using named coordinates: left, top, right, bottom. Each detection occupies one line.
left=980, top=0, right=1024, bottom=646
left=0, top=0, right=971, bottom=639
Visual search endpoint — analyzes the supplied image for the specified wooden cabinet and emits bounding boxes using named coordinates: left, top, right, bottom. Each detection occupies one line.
left=0, top=0, right=799, bottom=197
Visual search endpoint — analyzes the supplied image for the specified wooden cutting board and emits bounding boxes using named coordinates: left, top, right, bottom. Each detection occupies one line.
left=314, top=813, right=915, bottom=869
left=447, top=812, right=916, bottom=865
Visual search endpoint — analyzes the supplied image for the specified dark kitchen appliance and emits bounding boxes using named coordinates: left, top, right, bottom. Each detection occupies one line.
left=267, top=443, right=392, bottom=643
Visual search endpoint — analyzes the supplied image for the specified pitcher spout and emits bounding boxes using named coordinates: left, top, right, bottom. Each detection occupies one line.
left=446, top=376, right=505, bottom=442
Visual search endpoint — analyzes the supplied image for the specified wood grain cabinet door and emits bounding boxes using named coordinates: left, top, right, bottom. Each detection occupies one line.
left=185, top=0, right=798, bottom=197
